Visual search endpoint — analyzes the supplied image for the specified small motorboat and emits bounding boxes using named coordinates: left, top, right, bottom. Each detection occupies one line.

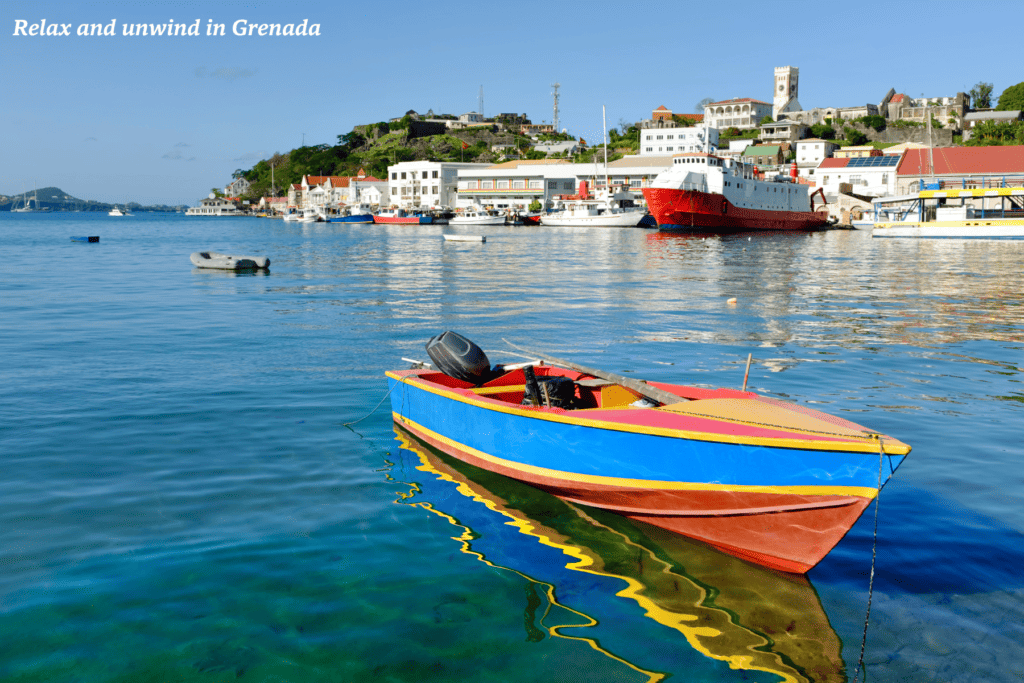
left=190, top=251, right=270, bottom=270
left=386, top=332, right=911, bottom=574
left=443, top=234, right=486, bottom=242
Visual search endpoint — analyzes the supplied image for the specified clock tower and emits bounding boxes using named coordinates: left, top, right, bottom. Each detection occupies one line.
left=773, top=66, right=800, bottom=120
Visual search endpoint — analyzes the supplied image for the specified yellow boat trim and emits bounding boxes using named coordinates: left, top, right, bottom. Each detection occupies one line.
left=919, top=187, right=1024, bottom=199
left=387, top=371, right=909, bottom=455
left=875, top=218, right=1024, bottom=229
left=394, top=413, right=880, bottom=500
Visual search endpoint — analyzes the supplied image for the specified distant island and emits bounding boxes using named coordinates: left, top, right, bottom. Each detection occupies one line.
left=0, top=187, right=187, bottom=213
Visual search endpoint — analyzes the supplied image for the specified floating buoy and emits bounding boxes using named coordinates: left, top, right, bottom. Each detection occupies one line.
left=727, top=297, right=737, bottom=304
left=71, top=236, right=99, bottom=242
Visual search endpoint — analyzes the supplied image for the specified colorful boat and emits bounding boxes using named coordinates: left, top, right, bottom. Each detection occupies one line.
left=643, top=153, right=829, bottom=232
left=386, top=333, right=910, bottom=574
left=372, top=209, right=433, bottom=224
left=872, top=186, right=1024, bottom=238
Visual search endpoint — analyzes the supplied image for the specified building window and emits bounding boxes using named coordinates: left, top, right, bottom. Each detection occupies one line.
left=432, top=171, right=438, bottom=178
left=432, top=186, right=438, bottom=195
left=392, top=172, right=397, bottom=180
left=529, top=180, right=542, bottom=189
left=548, top=181, right=557, bottom=189
left=646, top=147, right=653, bottom=152
left=497, top=180, right=509, bottom=189
left=666, top=147, right=673, bottom=152
left=401, top=172, right=406, bottom=179
left=563, top=182, right=573, bottom=189
left=481, top=180, right=493, bottom=189
left=513, top=180, right=525, bottom=189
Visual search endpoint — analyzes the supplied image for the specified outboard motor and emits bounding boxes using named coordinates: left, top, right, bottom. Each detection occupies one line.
left=425, top=331, right=493, bottom=386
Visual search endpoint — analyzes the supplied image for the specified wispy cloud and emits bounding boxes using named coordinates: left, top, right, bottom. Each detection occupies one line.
left=233, top=151, right=269, bottom=162
left=174, top=142, right=190, bottom=148
left=162, top=151, right=184, bottom=160
left=195, top=66, right=257, bottom=81
left=84, top=136, right=98, bottom=142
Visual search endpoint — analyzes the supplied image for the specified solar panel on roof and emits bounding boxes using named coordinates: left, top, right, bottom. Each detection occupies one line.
left=846, top=156, right=898, bottom=168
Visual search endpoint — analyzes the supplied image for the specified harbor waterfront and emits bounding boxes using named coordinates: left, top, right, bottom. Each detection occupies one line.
left=2, top=211, right=1023, bottom=682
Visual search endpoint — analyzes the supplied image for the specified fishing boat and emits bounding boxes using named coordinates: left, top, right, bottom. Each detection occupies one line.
left=326, top=203, right=374, bottom=224
left=386, top=332, right=910, bottom=574
left=373, top=208, right=433, bottom=224
left=449, top=206, right=506, bottom=226
left=189, top=251, right=270, bottom=270
left=643, top=154, right=829, bottom=231
left=540, top=182, right=647, bottom=227
left=871, top=187, right=1024, bottom=238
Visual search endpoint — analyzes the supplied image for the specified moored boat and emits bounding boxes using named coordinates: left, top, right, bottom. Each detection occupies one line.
left=872, top=187, right=1024, bottom=238
left=540, top=182, right=647, bottom=227
left=189, top=251, right=270, bottom=270
left=386, top=332, right=910, bottom=574
left=373, top=208, right=433, bottom=224
left=449, top=206, right=506, bottom=226
left=644, top=153, right=829, bottom=232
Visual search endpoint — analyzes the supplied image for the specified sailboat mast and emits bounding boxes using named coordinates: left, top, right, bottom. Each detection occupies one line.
left=602, top=105, right=609, bottom=190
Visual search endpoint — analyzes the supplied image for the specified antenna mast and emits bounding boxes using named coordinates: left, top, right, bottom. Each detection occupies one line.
left=552, top=82, right=561, bottom=133
left=479, top=85, right=484, bottom=118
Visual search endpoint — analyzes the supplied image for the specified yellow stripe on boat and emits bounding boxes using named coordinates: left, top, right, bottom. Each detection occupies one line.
left=386, top=372, right=911, bottom=455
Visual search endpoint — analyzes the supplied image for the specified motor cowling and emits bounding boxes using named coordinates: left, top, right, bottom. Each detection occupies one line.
left=425, top=331, right=493, bottom=386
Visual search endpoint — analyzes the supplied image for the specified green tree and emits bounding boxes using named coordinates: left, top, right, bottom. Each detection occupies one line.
left=965, top=119, right=1024, bottom=146
left=810, top=123, right=837, bottom=140
left=969, top=81, right=994, bottom=109
left=843, top=127, right=868, bottom=145
left=759, top=115, right=773, bottom=125
left=528, top=200, right=542, bottom=212
left=696, top=97, right=715, bottom=113
left=996, top=82, right=1024, bottom=111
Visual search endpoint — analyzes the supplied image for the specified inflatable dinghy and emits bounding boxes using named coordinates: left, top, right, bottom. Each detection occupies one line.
left=190, top=251, right=270, bottom=270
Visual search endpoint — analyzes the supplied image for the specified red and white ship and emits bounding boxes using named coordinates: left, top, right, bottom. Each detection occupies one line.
left=643, top=153, right=829, bottom=231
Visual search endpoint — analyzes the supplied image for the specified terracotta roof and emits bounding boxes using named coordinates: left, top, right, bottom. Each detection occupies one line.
left=677, top=113, right=704, bottom=122
left=818, top=158, right=851, bottom=168
left=897, top=145, right=1024, bottom=176
left=353, top=175, right=384, bottom=183
left=707, top=97, right=770, bottom=106
left=890, top=94, right=905, bottom=103
left=654, top=105, right=670, bottom=111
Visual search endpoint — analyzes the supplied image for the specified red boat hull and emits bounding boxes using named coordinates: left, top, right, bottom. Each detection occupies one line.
left=397, top=415, right=873, bottom=574
left=644, top=187, right=829, bottom=232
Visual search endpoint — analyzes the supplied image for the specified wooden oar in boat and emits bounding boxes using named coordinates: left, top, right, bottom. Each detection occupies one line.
left=502, top=339, right=684, bottom=406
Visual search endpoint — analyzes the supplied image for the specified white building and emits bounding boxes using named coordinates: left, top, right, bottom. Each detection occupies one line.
left=640, top=125, right=719, bottom=156
left=388, top=161, right=491, bottom=209
left=290, top=172, right=390, bottom=209
left=815, top=154, right=901, bottom=198
left=459, top=111, right=485, bottom=124
left=794, top=138, right=839, bottom=181
left=704, top=98, right=773, bottom=131
left=455, top=157, right=676, bottom=211
left=224, top=176, right=251, bottom=197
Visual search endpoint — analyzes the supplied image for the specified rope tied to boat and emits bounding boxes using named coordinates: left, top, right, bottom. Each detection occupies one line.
left=851, top=433, right=885, bottom=683
left=341, top=383, right=396, bottom=427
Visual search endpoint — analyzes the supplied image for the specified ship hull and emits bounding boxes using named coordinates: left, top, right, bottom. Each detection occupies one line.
left=644, top=187, right=829, bottom=232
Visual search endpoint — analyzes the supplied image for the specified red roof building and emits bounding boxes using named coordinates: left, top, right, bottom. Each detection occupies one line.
left=896, top=145, right=1024, bottom=192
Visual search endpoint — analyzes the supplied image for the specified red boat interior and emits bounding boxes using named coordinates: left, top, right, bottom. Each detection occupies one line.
left=412, top=365, right=750, bottom=411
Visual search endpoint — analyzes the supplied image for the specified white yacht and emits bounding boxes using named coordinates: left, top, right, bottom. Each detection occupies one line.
left=109, top=205, right=126, bottom=216
left=540, top=186, right=646, bottom=227
left=449, top=206, right=506, bottom=226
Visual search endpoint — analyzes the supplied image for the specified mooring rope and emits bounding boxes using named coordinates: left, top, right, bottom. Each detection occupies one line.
left=851, top=433, right=886, bottom=683
left=341, top=383, right=395, bottom=427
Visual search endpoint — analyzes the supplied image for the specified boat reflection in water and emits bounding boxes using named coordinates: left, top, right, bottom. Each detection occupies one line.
left=388, top=425, right=846, bottom=683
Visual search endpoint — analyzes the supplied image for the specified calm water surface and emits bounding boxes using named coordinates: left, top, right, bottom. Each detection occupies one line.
left=1, top=212, right=1022, bottom=682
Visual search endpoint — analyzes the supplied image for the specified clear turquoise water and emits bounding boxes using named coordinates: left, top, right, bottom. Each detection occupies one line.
left=1, top=212, right=1022, bottom=682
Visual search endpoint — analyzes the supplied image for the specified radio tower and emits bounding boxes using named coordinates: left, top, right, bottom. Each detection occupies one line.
left=551, top=82, right=561, bottom=133
left=478, top=85, right=484, bottom=118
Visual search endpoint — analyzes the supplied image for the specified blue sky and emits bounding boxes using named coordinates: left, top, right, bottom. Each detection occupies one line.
left=1, top=0, right=1020, bottom=205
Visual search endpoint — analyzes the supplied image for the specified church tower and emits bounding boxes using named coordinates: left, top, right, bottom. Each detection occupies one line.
left=773, top=66, right=800, bottom=120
